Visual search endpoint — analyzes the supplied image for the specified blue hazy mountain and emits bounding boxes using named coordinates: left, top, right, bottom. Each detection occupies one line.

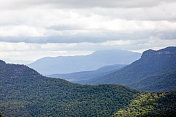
left=129, top=70, right=176, bottom=92
left=1, top=59, right=176, bottom=116
left=28, top=49, right=141, bottom=75
left=87, top=47, right=176, bottom=89
left=48, top=64, right=126, bottom=84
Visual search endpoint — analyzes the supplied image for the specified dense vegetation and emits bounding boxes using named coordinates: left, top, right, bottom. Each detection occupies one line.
left=0, top=60, right=138, bottom=117
left=87, top=47, right=176, bottom=92
left=0, top=47, right=176, bottom=117
left=129, top=70, right=176, bottom=92
left=114, top=91, right=176, bottom=117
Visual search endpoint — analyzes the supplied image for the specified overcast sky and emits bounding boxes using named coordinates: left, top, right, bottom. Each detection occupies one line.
left=0, top=0, right=176, bottom=64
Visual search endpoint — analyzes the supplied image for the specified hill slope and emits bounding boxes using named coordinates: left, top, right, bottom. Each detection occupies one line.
left=0, top=60, right=176, bottom=117
left=28, top=50, right=140, bottom=75
left=129, top=70, right=176, bottom=92
left=0, top=60, right=138, bottom=117
left=89, top=47, right=176, bottom=87
left=48, top=64, right=126, bottom=84
left=114, top=91, right=176, bottom=117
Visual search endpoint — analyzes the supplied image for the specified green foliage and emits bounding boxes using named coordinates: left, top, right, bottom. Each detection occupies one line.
left=90, top=47, right=176, bottom=90
left=113, top=91, right=176, bottom=117
left=130, top=70, right=176, bottom=92
left=0, top=62, right=138, bottom=117
left=0, top=60, right=176, bottom=117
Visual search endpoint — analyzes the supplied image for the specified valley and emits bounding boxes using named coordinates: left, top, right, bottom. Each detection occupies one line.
left=0, top=47, right=176, bottom=117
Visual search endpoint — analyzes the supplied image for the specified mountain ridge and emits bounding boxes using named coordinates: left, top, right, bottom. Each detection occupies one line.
left=142, top=47, right=176, bottom=58
left=86, top=47, right=176, bottom=91
left=129, top=70, right=176, bottom=92
left=0, top=60, right=139, bottom=117
left=28, top=49, right=141, bottom=75
left=48, top=64, right=126, bottom=83
left=0, top=57, right=176, bottom=116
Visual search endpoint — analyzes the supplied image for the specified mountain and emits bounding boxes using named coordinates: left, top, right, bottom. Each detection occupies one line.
left=28, top=49, right=141, bottom=75
left=0, top=60, right=139, bottom=117
left=0, top=60, right=176, bottom=117
left=114, top=91, right=176, bottom=117
left=88, top=47, right=176, bottom=88
left=48, top=64, right=126, bottom=84
left=129, top=70, right=176, bottom=92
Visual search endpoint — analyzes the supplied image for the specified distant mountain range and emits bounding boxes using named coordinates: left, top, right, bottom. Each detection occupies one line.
left=28, top=49, right=141, bottom=75
left=0, top=58, right=176, bottom=116
left=46, top=47, right=176, bottom=92
left=0, top=59, right=139, bottom=116
left=48, top=64, right=126, bottom=84
left=86, top=47, right=176, bottom=91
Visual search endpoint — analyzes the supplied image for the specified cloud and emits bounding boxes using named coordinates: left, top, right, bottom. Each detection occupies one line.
left=0, top=7, right=176, bottom=44
left=0, top=0, right=176, bottom=63
left=0, top=29, right=175, bottom=44
left=91, top=2, right=176, bottom=21
left=47, top=25, right=83, bottom=31
left=1, top=36, right=176, bottom=64
left=0, top=1, right=176, bottom=44
left=0, top=0, right=176, bottom=9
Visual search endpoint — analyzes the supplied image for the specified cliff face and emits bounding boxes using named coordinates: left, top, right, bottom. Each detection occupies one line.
left=90, top=47, right=176, bottom=85
left=0, top=60, right=6, bottom=65
left=142, top=47, right=176, bottom=58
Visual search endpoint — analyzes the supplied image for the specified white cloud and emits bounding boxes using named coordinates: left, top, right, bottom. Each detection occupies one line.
left=0, top=25, right=46, bottom=37
left=0, top=0, right=175, bottom=9
left=0, top=1, right=176, bottom=43
left=0, top=0, right=175, bottom=63
left=91, top=2, right=176, bottom=21
left=0, top=42, right=93, bottom=64
left=0, top=37, right=175, bottom=64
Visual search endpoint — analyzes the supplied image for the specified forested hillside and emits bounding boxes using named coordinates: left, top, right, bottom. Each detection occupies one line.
left=114, top=91, right=176, bottom=117
left=129, top=70, right=176, bottom=92
left=87, top=47, right=176, bottom=92
left=0, top=60, right=138, bottom=117
left=0, top=57, right=176, bottom=117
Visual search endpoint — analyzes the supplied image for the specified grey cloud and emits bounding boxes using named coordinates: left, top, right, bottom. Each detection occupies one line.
left=155, top=31, right=176, bottom=40
left=0, top=30, right=175, bottom=43
left=91, top=3, right=176, bottom=21
left=31, top=0, right=176, bottom=8
left=1, top=0, right=176, bottom=9
left=47, top=25, right=83, bottom=31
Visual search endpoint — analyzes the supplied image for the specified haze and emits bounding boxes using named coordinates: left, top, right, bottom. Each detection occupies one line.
left=0, top=0, right=176, bottom=64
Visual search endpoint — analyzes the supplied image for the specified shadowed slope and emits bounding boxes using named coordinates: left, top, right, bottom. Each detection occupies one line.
left=88, top=47, right=176, bottom=89
left=0, top=60, right=138, bottom=117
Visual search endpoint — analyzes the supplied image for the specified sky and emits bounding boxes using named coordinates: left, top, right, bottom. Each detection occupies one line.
left=0, top=0, right=176, bottom=64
